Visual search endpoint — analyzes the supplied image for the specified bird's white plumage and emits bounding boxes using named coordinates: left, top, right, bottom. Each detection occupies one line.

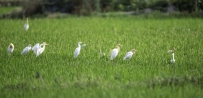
left=168, top=47, right=175, bottom=63
left=7, top=43, right=14, bottom=53
left=123, top=49, right=136, bottom=60
left=21, top=44, right=32, bottom=55
left=74, top=42, right=82, bottom=58
left=170, top=53, right=175, bottom=63
left=32, top=42, right=48, bottom=57
left=124, top=52, right=133, bottom=60
left=32, top=43, right=40, bottom=55
left=24, top=18, right=29, bottom=31
left=110, top=44, right=121, bottom=60
left=110, top=49, right=119, bottom=60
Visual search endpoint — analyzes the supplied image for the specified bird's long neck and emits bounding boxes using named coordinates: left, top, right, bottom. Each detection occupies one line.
left=172, top=53, right=175, bottom=60
left=40, top=44, right=45, bottom=50
left=26, top=19, right=29, bottom=24
left=78, top=43, right=81, bottom=48
left=117, top=46, right=120, bottom=52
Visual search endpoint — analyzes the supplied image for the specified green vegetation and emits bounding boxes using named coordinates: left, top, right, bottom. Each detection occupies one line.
left=0, top=17, right=203, bottom=98
left=0, top=6, right=18, bottom=15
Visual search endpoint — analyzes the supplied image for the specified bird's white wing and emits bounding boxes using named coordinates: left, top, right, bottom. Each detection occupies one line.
left=123, top=52, right=133, bottom=60
left=74, top=47, right=80, bottom=58
left=21, top=47, right=29, bottom=54
left=21, top=46, right=31, bottom=55
left=24, top=24, right=29, bottom=30
left=32, top=43, right=39, bottom=50
left=36, top=48, right=41, bottom=57
left=110, top=49, right=118, bottom=60
left=39, top=47, right=45, bottom=54
left=7, top=46, right=12, bottom=53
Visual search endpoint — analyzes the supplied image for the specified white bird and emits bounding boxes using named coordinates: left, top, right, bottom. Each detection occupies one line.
left=99, top=49, right=106, bottom=56
left=7, top=43, right=14, bottom=53
left=21, top=44, right=32, bottom=55
left=24, top=17, right=29, bottom=31
left=168, top=47, right=175, bottom=63
left=32, top=43, right=40, bottom=55
left=32, top=42, right=48, bottom=57
left=37, top=42, right=48, bottom=57
left=110, top=44, right=121, bottom=60
left=74, top=42, right=83, bottom=58
left=170, top=53, right=175, bottom=63
left=123, top=49, right=136, bottom=60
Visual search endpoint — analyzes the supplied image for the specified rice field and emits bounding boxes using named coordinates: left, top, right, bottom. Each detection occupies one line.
left=0, top=17, right=203, bottom=98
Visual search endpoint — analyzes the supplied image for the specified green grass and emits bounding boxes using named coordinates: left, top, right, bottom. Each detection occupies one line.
left=0, top=17, right=203, bottom=98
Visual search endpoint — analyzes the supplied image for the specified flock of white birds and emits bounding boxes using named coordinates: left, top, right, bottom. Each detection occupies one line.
left=7, top=18, right=175, bottom=63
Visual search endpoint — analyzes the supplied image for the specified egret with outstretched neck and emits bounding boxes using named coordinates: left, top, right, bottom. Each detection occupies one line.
left=24, top=17, right=29, bottom=31
left=36, top=42, right=48, bottom=57
left=32, top=42, right=48, bottom=57
left=74, top=42, right=83, bottom=58
left=168, top=47, right=175, bottom=63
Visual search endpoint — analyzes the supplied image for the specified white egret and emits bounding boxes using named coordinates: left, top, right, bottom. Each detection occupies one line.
left=21, top=44, right=32, bottom=55
left=168, top=47, right=175, bottom=63
left=170, top=53, right=175, bottom=63
left=7, top=43, right=14, bottom=53
left=32, top=43, right=40, bottom=55
left=36, top=42, right=48, bottom=57
left=74, top=42, right=83, bottom=58
left=110, top=44, right=121, bottom=60
left=123, top=49, right=136, bottom=60
left=32, top=42, right=48, bottom=57
left=24, top=17, right=29, bottom=31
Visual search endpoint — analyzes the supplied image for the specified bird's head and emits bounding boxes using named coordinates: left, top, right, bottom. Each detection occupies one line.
left=78, top=42, right=82, bottom=44
left=116, top=44, right=121, bottom=47
left=131, top=49, right=136, bottom=53
left=28, top=44, right=32, bottom=47
left=9, top=43, right=14, bottom=48
left=168, top=47, right=175, bottom=53
left=42, top=42, right=48, bottom=45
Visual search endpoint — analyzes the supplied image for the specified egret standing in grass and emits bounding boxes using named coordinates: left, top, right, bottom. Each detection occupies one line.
left=32, top=42, right=48, bottom=57
left=37, top=42, right=48, bottom=57
left=24, top=17, right=29, bottom=31
left=74, top=42, right=83, bottom=58
left=7, top=43, right=14, bottom=54
left=123, top=49, right=136, bottom=60
left=168, top=47, right=175, bottom=63
left=32, top=43, right=40, bottom=55
left=110, top=44, right=121, bottom=60
left=21, top=44, right=32, bottom=55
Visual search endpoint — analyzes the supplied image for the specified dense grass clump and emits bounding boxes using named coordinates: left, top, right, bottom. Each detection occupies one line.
left=0, top=17, right=203, bottom=98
